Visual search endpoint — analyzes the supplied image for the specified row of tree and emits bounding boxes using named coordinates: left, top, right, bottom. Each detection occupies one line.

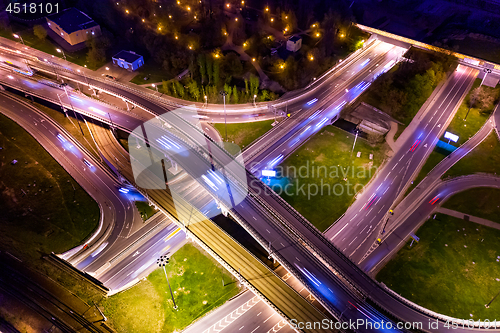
left=160, top=75, right=276, bottom=104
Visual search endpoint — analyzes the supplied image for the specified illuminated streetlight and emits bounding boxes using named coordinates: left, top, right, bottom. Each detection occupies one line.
left=13, top=33, right=25, bottom=46
left=56, top=48, right=66, bottom=60
left=152, top=83, right=158, bottom=92
left=280, top=64, right=284, bottom=69
left=241, top=0, right=245, bottom=4
left=316, top=33, right=320, bottom=37
left=105, top=67, right=110, bottom=70
left=243, top=42, right=247, bottom=47
left=189, top=45, right=192, bottom=50
left=226, top=3, right=230, bottom=8
left=309, top=55, right=314, bottom=61
left=340, top=33, right=345, bottom=38
left=265, top=7, right=269, bottom=12
left=157, top=256, right=178, bottom=310
left=125, top=9, right=129, bottom=13
left=235, top=17, right=238, bottom=21
left=252, top=58, right=256, bottom=62
left=270, top=18, right=274, bottom=22
left=253, top=94, right=257, bottom=106
left=169, top=15, right=172, bottom=18
left=175, top=35, right=178, bottom=39
left=158, top=27, right=162, bottom=31
left=187, top=6, right=191, bottom=11
left=142, top=19, right=145, bottom=22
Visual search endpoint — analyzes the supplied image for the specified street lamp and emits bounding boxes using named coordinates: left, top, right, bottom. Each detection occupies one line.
left=56, top=48, right=66, bottom=60
left=152, top=83, right=158, bottom=92
left=13, top=33, right=25, bottom=46
left=253, top=94, right=257, bottom=106
left=219, top=90, right=228, bottom=141
left=204, top=95, right=207, bottom=107
left=157, top=256, right=178, bottom=310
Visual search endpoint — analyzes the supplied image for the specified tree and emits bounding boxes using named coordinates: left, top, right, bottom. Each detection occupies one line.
left=249, top=75, right=259, bottom=97
left=197, top=53, right=207, bottom=84
left=223, top=83, right=232, bottom=102
left=259, top=89, right=270, bottom=102
left=213, top=60, right=220, bottom=86
left=161, top=80, right=171, bottom=95
left=471, top=86, right=495, bottom=112
left=187, top=80, right=200, bottom=101
left=33, top=25, right=47, bottom=40
left=232, top=85, right=239, bottom=103
left=206, top=56, right=213, bottom=84
left=174, top=80, right=185, bottom=98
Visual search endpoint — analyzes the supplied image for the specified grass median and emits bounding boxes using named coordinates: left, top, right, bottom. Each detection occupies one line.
left=376, top=213, right=500, bottom=319
left=444, top=133, right=500, bottom=178
left=275, top=125, right=386, bottom=232
left=0, top=112, right=104, bottom=305
left=442, top=78, right=499, bottom=146
left=101, top=243, right=242, bottom=333
left=213, top=119, right=274, bottom=149
left=443, top=188, right=500, bottom=224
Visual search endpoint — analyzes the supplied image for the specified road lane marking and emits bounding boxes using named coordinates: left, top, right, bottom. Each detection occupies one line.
left=330, top=223, right=348, bottom=240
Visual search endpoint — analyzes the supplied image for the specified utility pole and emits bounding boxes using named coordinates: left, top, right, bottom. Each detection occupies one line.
left=219, top=90, right=228, bottom=141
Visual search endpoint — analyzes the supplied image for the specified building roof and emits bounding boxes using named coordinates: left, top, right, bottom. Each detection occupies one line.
left=112, top=50, right=143, bottom=64
left=47, top=8, right=98, bottom=34
left=288, top=35, right=302, bottom=42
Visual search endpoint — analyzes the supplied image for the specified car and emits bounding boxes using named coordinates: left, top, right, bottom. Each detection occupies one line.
left=102, top=74, right=117, bottom=80
left=83, top=158, right=93, bottom=168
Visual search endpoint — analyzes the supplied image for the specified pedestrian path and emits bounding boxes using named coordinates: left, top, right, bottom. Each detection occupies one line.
left=436, top=207, right=500, bottom=230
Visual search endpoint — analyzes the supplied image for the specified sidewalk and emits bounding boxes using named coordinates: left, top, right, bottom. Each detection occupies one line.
left=436, top=207, right=500, bottom=230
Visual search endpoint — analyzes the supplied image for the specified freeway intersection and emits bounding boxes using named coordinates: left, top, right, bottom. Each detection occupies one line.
left=1, top=29, right=500, bottom=332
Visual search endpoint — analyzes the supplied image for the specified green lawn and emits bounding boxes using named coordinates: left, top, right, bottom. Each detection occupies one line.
left=443, top=188, right=500, bottom=223
left=406, top=148, right=449, bottom=194
left=443, top=79, right=499, bottom=146
left=130, top=60, right=175, bottom=85
left=135, top=201, right=159, bottom=221
left=444, top=133, right=500, bottom=178
left=213, top=119, right=274, bottom=149
left=102, top=243, right=241, bottom=333
left=276, top=126, right=386, bottom=231
left=377, top=214, right=500, bottom=319
left=0, top=113, right=99, bottom=259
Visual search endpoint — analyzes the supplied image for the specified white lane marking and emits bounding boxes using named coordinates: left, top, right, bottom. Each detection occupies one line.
left=399, top=155, right=404, bottom=162
left=201, top=296, right=260, bottom=333
left=250, top=326, right=260, bottom=333
left=348, top=236, right=358, bottom=246
left=392, top=163, right=398, bottom=171
left=331, top=223, right=348, bottom=240
left=384, top=171, right=391, bottom=181
left=349, top=214, right=358, bottom=221
left=263, top=314, right=275, bottom=323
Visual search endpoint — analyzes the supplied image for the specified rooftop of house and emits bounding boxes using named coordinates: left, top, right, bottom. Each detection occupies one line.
left=47, top=8, right=98, bottom=34
left=112, top=50, right=143, bottom=63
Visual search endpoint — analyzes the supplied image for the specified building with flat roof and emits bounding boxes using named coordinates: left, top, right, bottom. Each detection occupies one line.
left=286, top=35, right=302, bottom=52
left=112, top=51, right=144, bottom=71
left=46, top=8, right=101, bottom=47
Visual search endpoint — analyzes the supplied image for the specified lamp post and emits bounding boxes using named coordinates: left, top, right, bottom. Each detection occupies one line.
left=56, top=48, right=66, bottom=60
left=253, top=94, right=257, bottom=107
left=351, top=129, right=359, bottom=156
left=204, top=95, right=207, bottom=107
left=219, top=90, right=228, bottom=141
left=485, top=288, right=500, bottom=308
left=157, top=255, right=178, bottom=310
left=13, top=33, right=25, bottom=46
left=152, top=83, right=158, bottom=92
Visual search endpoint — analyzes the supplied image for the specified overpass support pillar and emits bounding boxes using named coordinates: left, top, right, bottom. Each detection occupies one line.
left=215, top=200, right=229, bottom=217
